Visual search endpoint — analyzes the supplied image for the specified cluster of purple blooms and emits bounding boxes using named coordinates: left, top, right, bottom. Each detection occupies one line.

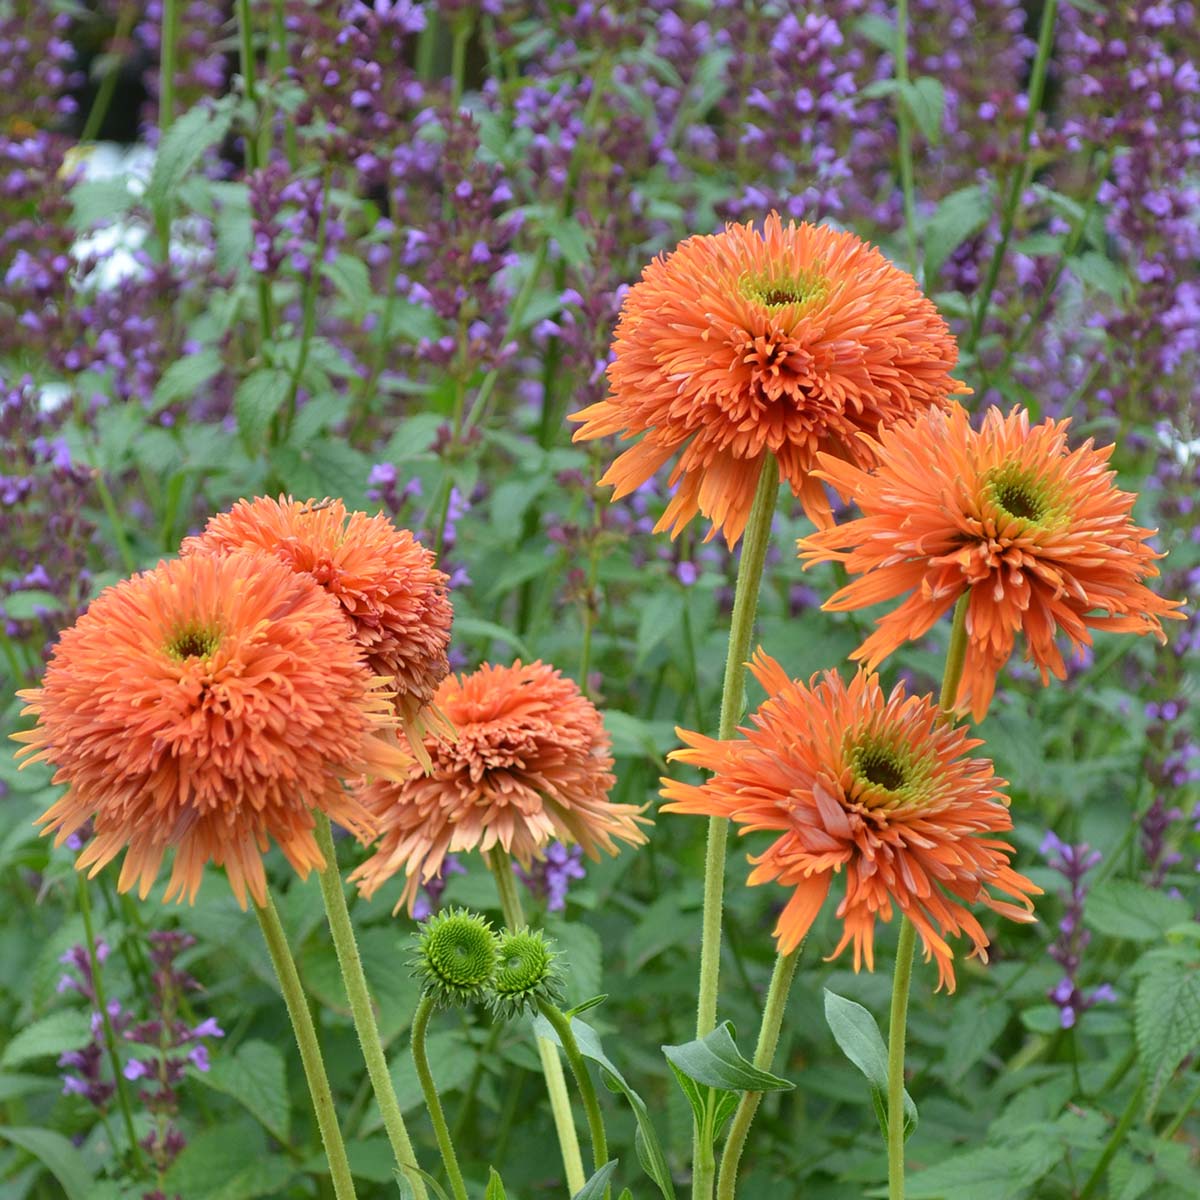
left=1039, top=833, right=1117, bottom=1030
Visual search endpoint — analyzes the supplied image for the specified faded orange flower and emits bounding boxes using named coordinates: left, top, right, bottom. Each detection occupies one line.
left=183, top=495, right=453, bottom=756
left=570, top=212, right=966, bottom=546
left=798, top=404, right=1185, bottom=720
left=14, top=551, right=412, bottom=908
left=661, top=652, right=1039, bottom=991
left=352, top=660, right=648, bottom=913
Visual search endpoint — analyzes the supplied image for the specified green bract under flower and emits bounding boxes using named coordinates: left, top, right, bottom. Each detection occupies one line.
left=490, top=928, right=564, bottom=1019
left=412, top=909, right=497, bottom=1008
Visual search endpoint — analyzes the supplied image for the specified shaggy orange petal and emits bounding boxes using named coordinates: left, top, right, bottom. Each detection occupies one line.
left=799, top=405, right=1185, bottom=720
left=660, top=650, right=1040, bottom=991
left=183, top=495, right=453, bottom=753
left=571, top=212, right=967, bottom=546
left=351, top=660, right=649, bottom=913
left=14, top=551, right=412, bottom=908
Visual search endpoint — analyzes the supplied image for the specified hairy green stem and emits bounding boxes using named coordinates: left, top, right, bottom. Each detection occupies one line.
left=313, top=815, right=428, bottom=1200
left=77, top=879, right=146, bottom=1176
left=893, top=0, right=919, bottom=273
left=537, top=1001, right=609, bottom=1179
left=253, top=891, right=358, bottom=1200
left=693, top=456, right=779, bottom=1200
left=886, top=919, right=917, bottom=1200
left=967, top=0, right=1059, bottom=352
left=715, top=948, right=802, bottom=1200
left=487, top=848, right=586, bottom=1195
left=938, top=594, right=971, bottom=713
left=411, top=996, right=469, bottom=1200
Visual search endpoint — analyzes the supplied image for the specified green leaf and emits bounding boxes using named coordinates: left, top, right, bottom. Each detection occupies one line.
left=1086, top=881, right=1191, bottom=942
left=572, top=1161, right=619, bottom=1200
left=1069, top=251, right=1127, bottom=300
left=1135, top=957, right=1200, bottom=1113
left=151, top=348, right=224, bottom=413
left=1, top=1009, right=91, bottom=1068
left=324, top=253, right=372, bottom=317
left=145, top=98, right=235, bottom=214
left=533, top=1015, right=676, bottom=1200
left=665, top=1059, right=740, bottom=1153
left=163, top=1123, right=292, bottom=1200
left=70, top=177, right=136, bottom=231
left=900, top=77, right=945, bottom=143
left=636, top=591, right=685, bottom=666
left=2, top=590, right=62, bottom=620
left=235, top=368, right=293, bottom=454
left=451, top=616, right=534, bottom=661
left=543, top=215, right=592, bottom=269
left=544, top=917, right=603, bottom=1006
left=270, top=440, right=372, bottom=510
left=662, top=1022, right=793, bottom=1093
left=565, top=994, right=609, bottom=1019
left=198, top=1039, right=290, bottom=1142
left=485, top=1167, right=509, bottom=1200
left=823, top=989, right=917, bottom=1139
left=855, top=12, right=896, bottom=51
left=901, top=1139, right=1060, bottom=1199
left=924, top=185, right=992, bottom=280
left=0, top=1127, right=95, bottom=1200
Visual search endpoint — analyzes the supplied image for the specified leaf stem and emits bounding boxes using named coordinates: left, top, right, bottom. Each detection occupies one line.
left=77, top=878, right=146, bottom=1176
left=693, top=455, right=778, bottom=1200
left=313, top=815, right=428, bottom=1200
left=715, top=948, right=802, bottom=1200
left=537, top=1001, right=610, bottom=1180
left=253, top=890, right=358, bottom=1200
left=486, top=847, right=586, bottom=1195
left=411, top=996, right=469, bottom=1200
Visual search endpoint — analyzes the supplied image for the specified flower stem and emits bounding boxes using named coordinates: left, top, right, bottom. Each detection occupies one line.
left=159, top=0, right=179, bottom=135
left=313, top=814, right=428, bottom=1200
left=887, top=591, right=972, bottom=1200
left=693, top=456, right=778, bottom=1200
left=77, top=878, right=146, bottom=1176
left=486, top=847, right=587, bottom=1195
left=887, top=919, right=917, bottom=1200
left=892, top=0, right=919, bottom=274
left=449, top=18, right=472, bottom=110
left=537, top=1001, right=609, bottom=1179
left=411, top=996, right=469, bottom=1200
left=715, top=947, right=802, bottom=1200
left=253, top=890, right=358, bottom=1200
left=1078, top=1081, right=1146, bottom=1200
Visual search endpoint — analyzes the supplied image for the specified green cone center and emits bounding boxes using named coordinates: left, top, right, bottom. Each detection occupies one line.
left=168, top=625, right=220, bottom=661
left=853, top=744, right=908, bottom=793
left=741, top=270, right=828, bottom=310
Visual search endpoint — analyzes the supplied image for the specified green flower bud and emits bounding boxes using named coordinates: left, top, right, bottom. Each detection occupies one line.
left=412, top=908, right=497, bottom=1008
left=490, top=928, right=564, bottom=1019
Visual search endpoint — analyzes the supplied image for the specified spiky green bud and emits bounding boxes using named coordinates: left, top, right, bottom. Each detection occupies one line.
left=490, top=928, right=564, bottom=1019
left=412, top=908, right=497, bottom=1008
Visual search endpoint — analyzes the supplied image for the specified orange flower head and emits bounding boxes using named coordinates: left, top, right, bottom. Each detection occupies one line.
left=661, top=652, right=1040, bottom=991
left=570, top=212, right=966, bottom=546
left=13, top=551, right=413, bottom=908
left=798, top=404, right=1186, bottom=720
left=351, top=660, right=649, bottom=913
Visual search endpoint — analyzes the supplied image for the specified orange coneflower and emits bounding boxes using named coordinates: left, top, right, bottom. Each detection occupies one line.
left=352, top=660, right=648, bottom=913
left=14, top=551, right=413, bottom=908
left=183, top=495, right=453, bottom=754
left=661, top=652, right=1039, bottom=991
left=798, top=404, right=1186, bottom=720
left=570, top=212, right=966, bottom=546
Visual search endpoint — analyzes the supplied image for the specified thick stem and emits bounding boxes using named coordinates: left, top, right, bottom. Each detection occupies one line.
left=313, top=815, right=428, bottom=1200
left=411, top=996, right=469, bottom=1200
left=938, top=594, right=971, bottom=714
left=253, top=891, right=358, bottom=1200
left=893, top=0, right=919, bottom=274
left=486, top=848, right=587, bottom=1195
left=887, top=920, right=917, bottom=1200
left=537, top=1001, right=609, bottom=1177
left=77, top=879, right=146, bottom=1176
left=715, top=948, right=801, bottom=1200
left=693, top=456, right=778, bottom=1200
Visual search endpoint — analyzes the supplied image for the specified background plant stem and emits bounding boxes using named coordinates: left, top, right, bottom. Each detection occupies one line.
left=253, top=890, right=358, bottom=1200
left=537, top=1000, right=610, bottom=1180
left=313, top=814, right=428, bottom=1200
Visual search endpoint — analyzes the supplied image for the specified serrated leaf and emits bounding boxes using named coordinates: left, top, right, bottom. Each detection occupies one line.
left=1086, top=881, right=1190, bottom=942
left=324, top=254, right=372, bottom=316
left=145, top=99, right=235, bottom=213
left=198, top=1039, right=290, bottom=1142
left=924, top=185, right=992, bottom=280
left=235, top=368, right=292, bottom=454
left=855, top=12, right=896, bottom=50
left=162, top=1122, right=291, bottom=1199
left=0, top=1127, right=95, bottom=1200
left=1069, top=251, right=1127, bottom=300
left=151, top=348, right=224, bottom=413
left=1135, top=958, right=1200, bottom=1113
left=823, top=989, right=917, bottom=1139
left=662, top=1022, right=793, bottom=1093
left=572, top=1160, right=619, bottom=1199
left=901, top=1139, right=1060, bottom=1199
left=1, top=1009, right=91, bottom=1068
left=900, top=77, right=945, bottom=143
left=533, top=1015, right=676, bottom=1200
left=70, top=176, right=136, bottom=231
